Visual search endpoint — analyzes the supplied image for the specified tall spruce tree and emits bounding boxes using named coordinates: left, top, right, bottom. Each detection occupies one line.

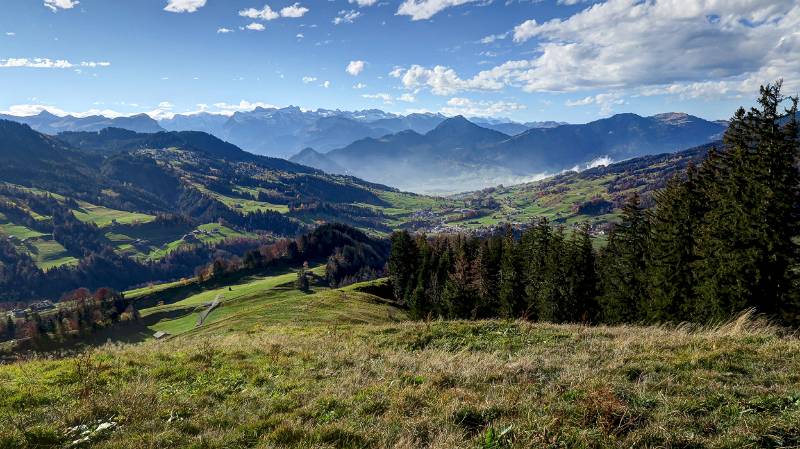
left=388, top=231, right=418, bottom=303
left=645, top=167, right=703, bottom=322
left=694, top=82, right=800, bottom=322
left=498, top=227, right=522, bottom=318
left=600, top=193, right=649, bottom=323
left=566, top=223, right=600, bottom=322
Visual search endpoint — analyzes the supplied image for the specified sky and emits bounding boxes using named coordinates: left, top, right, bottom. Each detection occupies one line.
left=0, top=0, right=798, bottom=123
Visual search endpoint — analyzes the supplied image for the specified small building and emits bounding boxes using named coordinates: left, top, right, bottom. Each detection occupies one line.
left=153, top=331, right=170, bottom=340
left=30, top=300, right=55, bottom=312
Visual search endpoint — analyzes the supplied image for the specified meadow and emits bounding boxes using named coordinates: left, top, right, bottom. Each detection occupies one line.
left=1, top=303, right=798, bottom=448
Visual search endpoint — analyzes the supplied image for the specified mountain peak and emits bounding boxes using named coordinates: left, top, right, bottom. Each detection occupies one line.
left=36, top=110, right=59, bottom=119
left=430, top=115, right=476, bottom=132
left=651, top=112, right=695, bottom=125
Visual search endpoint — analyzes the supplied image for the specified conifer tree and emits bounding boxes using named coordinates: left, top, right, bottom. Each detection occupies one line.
left=694, top=82, right=799, bottom=322
left=498, top=227, right=522, bottom=318
left=600, top=193, right=649, bottom=323
left=388, top=231, right=418, bottom=303
left=566, top=223, right=599, bottom=322
left=645, top=167, right=703, bottom=322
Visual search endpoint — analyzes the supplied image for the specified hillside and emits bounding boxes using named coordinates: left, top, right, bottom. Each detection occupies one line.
left=0, top=121, right=449, bottom=302
left=445, top=143, right=714, bottom=233
left=293, top=113, right=724, bottom=193
left=2, top=311, right=798, bottom=448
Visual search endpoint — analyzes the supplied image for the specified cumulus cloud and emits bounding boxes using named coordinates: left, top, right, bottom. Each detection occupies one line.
left=352, top=83, right=367, bottom=89
left=44, top=0, right=79, bottom=12
left=565, top=92, right=624, bottom=115
left=396, top=0, right=481, bottom=21
left=441, top=97, right=526, bottom=117
left=322, top=80, right=331, bottom=88
left=239, top=4, right=280, bottom=20
left=346, top=60, right=366, bottom=76
left=362, top=93, right=394, bottom=104
left=217, top=27, right=234, bottom=33
left=395, top=1, right=800, bottom=99
left=280, top=3, right=309, bottom=18
left=302, top=76, right=317, bottom=83
left=211, top=100, right=278, bottom=114
left=349, top=0, right=377, bottom=6
left=396, top=64, right=504, bottom=95
left=241, top=3, right=308, bottom=21
left=0, top=58, right=110, bottom=69
left=333, top=10, right=361, bottom=24
left=164, top=0, right=206, bottom=13
left=246, top=22, right=266, bottom=31
left=397, top=93, right=417, bottom=103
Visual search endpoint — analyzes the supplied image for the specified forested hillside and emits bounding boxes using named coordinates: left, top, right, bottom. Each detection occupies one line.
left=0, top=123, right=418, bottom=303
left=389, top=83, right=800, bottom=326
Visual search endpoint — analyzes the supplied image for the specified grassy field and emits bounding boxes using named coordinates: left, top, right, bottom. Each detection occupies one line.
left=2, top=306, right=799, bottom=448
left=0, top=222, right=79, bottom=270
left=136, top=265, right=406, bottom=338
left=72, top=202, right=155, bottom=228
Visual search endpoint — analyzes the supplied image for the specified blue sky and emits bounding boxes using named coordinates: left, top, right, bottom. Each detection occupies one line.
left=1, top=0, right=798, bottom=123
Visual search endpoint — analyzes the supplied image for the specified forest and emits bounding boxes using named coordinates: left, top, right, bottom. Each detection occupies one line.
left=389, top=83, right=800, bottom=326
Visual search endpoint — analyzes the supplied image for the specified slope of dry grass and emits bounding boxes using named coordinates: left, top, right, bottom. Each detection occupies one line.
left=1, top=313, right=799, bottom=449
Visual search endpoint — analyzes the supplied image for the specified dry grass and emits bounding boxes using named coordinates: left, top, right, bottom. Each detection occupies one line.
left=1, top=314, right=799, bottom=448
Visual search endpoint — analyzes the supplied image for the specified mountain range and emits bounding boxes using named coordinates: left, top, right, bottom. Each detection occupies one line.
left=0, top=110, right=164, bottom=134
left=291, top=112, right=727, bottom=193
left=1, top=107, right=558, bottom=159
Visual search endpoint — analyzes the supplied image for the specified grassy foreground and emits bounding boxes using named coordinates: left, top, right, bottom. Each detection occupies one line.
left=1, top=311, right=799, bottom=448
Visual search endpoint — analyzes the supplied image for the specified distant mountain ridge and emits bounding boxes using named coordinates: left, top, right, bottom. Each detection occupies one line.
left=0, top=110, right=164, bottom=134
left=1, top=107, right=543, bottom=158
left=291, top=112, right=726, bottom=193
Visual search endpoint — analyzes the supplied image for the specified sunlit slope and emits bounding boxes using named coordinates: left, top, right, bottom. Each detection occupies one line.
left=2, top=315, right=798, bottom=448
left=134, top=268, right=407, bottom=338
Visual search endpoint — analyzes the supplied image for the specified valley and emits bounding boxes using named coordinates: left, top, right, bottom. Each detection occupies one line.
left=3, top=2, right=800, bottom=448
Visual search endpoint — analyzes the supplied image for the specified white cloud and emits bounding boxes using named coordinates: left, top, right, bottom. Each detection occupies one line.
left=322, top=80, right=331, bottom=88
left=388, top=67, right=405, bottom=78
left=480, top=32, right=508, bottom=44
left=396, top=0, right=481, bottom=21
left=441, top=97, right=526, bottom=117
left=280, top=3, right=309, bottom=18
left=5, top=32, right=16, bottom=37
left=346, top=60, right=366, bottom=76
left=239, top=5, right=280, bottom=20
left=164, top=0, right=206, bottom=13
left=217, top=27, right=234, bottom=33
left=296, top=33, right=304, bottom=38
left=349, top=0, right=377, bottom=6
left=363, top=93, right=394, bottom=104
left=398, top=93, right=417, bottom=103
left=565, top=92, right=624, bottom=115
left=246, top=22, right=266, bottom=31
left=0, top=58, right=110, bottom=69
left=397, top=1, right=800, bottom=99
left=43, top=0, right=79, bottom=12
left=0, top=104, right=131, bottom=118
left=352, top=82, right=367, bottom=89
left=509, top=0, right=800, bottom=93
left=211, top=100, right=278, bottom=114
left=396, top=64, right=504, bottom=95
left=333, top=10, right=361, bottom=24
left=302, top=76, right=317, bottom=83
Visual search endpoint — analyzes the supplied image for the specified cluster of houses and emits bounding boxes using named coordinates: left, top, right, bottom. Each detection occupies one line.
left=6, top=299, right=55, bottom=319
left=181, top=227, right=222, bottom=243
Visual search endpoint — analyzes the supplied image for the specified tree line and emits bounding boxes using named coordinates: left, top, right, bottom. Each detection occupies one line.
left=390, top=83, right=800, bottom=325
left=0, top=287, right=140, bottom=347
